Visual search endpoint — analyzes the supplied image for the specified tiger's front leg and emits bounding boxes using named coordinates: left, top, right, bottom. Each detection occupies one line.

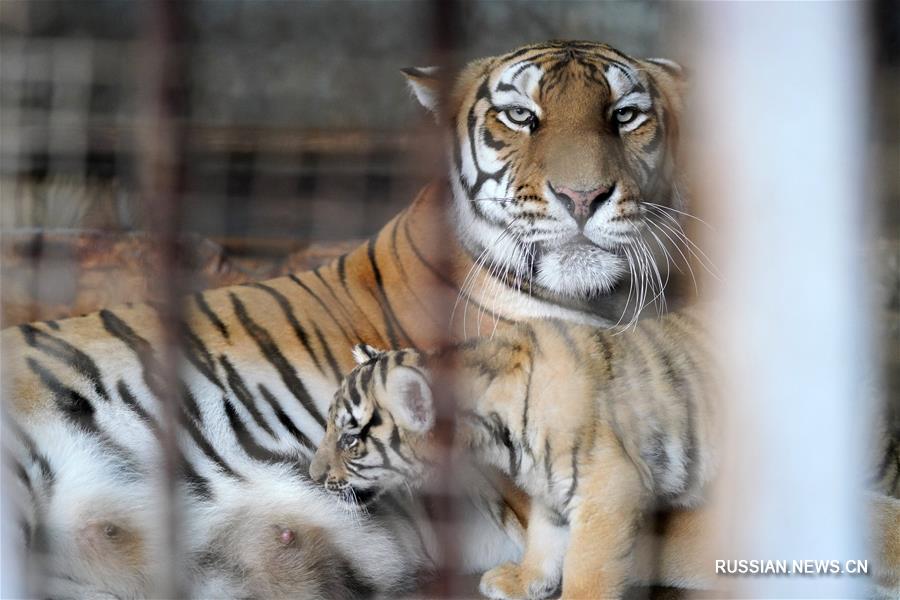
left=479, top=503, right=568, bottom=600
left=560, top=437, right=648, bottom=600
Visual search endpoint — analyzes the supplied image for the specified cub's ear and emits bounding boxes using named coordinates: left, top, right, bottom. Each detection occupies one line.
left=384, top=366, right=434, bottom=433
left=352, top=344, right=383, bottom=365
left=401, top=66, right=441, bottom=114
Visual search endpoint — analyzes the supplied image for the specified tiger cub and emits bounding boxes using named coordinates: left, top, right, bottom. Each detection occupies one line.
left=310, top=307, right=719, bottom=599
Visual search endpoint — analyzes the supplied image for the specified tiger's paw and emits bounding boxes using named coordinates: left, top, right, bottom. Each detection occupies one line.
left=479, top=562, right=557, bottom=600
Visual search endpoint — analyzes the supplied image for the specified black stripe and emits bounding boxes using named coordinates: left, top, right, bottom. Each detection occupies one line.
left=359, top=407, right=382, bottom=439
left=544, top=436, right=553, bottom=492
left=313, top=325, right=344, bottom=383
left=99, top=309, right=169, bottom=405
left=10, top=457, right=33, bottom=495
left=117, top=379, right=161, bottom=434
left=19, top=323, right=109, bottom=401
left=337, top=254, right=348, bottom=287
left=641, top=129, right=663, bottom=155
left=219, top=354, right=276, bottom=438
left=347, top=377, right=363, bottom=407
left=179, top=458, right=214, bottom=501
left=193, top=293, right=230, bottom=341
left=28, top=357, right=96, bottom=430
left=252, top=282, right=326, bottom=376
left=368, top=436, right=393, bottom=470
left=481, top=125, right=507, bottom=151
left=181, top=407, right=243, bottom=480
left=343, top=462, right=376, bottom=481
left=547, top=319, right=581, bottom=363
left=464, top=79, right=510, bottom=199
left=311, top=265, right=376, bottom=345
left=28, top=357, right=138, bottom=474
left=387, top=215, right=432, bottom=316
left=358, top=362, right=375, bottom=395
left=389, top=423, right=413, bottom=464
left=497, top=418, right=518, bottom=478
left=257, top=384, right=315, bottom=450
left=378, top=353, right=390, bottom=387
left=875, top=438, right=896, bottom=482
left=289, top=273, right=356, bottom=347
left=641, top=322, right=698, bottom=494
left=116, top=378, right=212, bottom=499
left=343, top=396, right=359, bottom=428
left=366, top=237, right=410, bottom=348
left=564, top=442, right=580, bottom=506
left=222, top=397, right=293, bottom=466
left=229, top=293, right=326, bottom=427
left=179, top=321, right=224, bottom=390
left=9, top=424, right=54, bottom=492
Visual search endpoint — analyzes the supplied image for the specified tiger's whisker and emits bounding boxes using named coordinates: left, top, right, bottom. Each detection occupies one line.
left=646, top=208, right=722, bottom=281
left=645, top=201, right=716, bottom=231
left=646, top=216, right=699, bottom=294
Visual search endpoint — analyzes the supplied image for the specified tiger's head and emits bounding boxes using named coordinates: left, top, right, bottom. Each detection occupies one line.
left=309, top=344, right=433, bottom=506
left=404, top=41, right=687, bottom=302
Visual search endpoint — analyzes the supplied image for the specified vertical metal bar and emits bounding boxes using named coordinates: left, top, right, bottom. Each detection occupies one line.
left=423, top=0, right=463, bottom=596
left=136, top=1, right=189, bottom=596
left=692, top=3, right=873, bottom=597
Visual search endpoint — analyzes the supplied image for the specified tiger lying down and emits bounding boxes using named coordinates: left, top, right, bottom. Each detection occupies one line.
left=311, top=307, right=900, bottom=599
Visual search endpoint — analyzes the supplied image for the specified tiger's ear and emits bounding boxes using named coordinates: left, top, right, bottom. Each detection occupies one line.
left=401, top=66, right=441, bottom=114
left=384, top=366, right=434, bottom=433
left=644, top=57, right=689, bottom=93
left=643, top=57, right=688, bottom=127
left=645, top=58, right=687, bottom=80
left=352, top=344, right=383, bottom=365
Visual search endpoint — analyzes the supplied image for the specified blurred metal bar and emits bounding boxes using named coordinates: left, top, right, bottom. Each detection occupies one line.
left=692, top=3, right=874, bottom=597
left=423, top=0, right=464, bottom=596
left=136, top=0, right=190, bottom=596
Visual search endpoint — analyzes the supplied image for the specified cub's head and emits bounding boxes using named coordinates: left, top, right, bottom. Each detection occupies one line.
left=405, top=41, right=687, bottom=301
left=309, top=344, right=434, bottom=506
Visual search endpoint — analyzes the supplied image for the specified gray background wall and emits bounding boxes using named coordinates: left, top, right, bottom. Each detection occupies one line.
left=2, top=0, right=672, bottom=130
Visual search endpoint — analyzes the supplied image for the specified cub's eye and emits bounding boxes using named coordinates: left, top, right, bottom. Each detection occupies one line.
left=614, top=107, right=639, bottom=126
left=502, top=106, right=537, bottom=128
left=339, top=433, right=359, bottom=450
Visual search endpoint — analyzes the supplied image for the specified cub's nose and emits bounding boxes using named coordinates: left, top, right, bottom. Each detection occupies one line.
left=551, top=183, right=615, bottom=227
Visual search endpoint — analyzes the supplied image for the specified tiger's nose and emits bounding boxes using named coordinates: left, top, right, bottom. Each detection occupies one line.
left=551, top=183, right=615, bottom=227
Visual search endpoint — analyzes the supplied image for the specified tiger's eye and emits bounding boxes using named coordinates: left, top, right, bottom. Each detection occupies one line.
left=340, top=433, right=359, bottom=449
left=503, top=107, right=536, bottom=127
left=615, top=107, right=638, bottom=125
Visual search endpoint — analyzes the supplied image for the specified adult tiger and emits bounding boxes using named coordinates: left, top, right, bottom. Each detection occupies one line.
left=3, top=40, right=897, bottom=597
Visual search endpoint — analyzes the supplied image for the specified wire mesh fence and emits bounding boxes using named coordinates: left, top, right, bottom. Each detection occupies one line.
left=1, top=1, right=897, bottom=598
